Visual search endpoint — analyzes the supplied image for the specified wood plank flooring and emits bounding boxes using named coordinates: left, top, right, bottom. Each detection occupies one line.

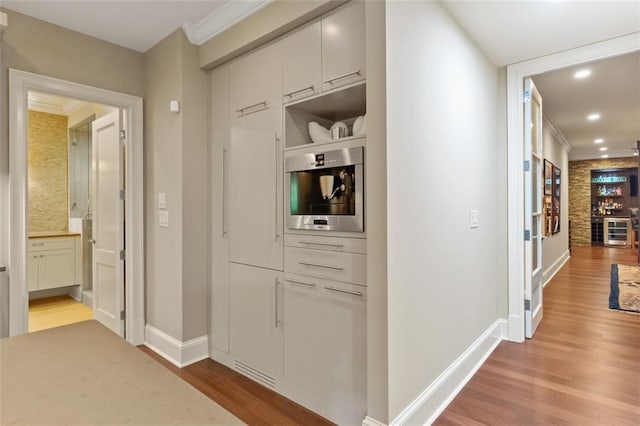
left=139, top=346, right=334, bottom=426
left=28, top=295, right=93, bottom=333
left=436, top=245, right=640, bottom=425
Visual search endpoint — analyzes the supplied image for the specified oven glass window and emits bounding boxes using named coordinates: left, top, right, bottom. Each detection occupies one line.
left=290, top=165, right=357, bottom=216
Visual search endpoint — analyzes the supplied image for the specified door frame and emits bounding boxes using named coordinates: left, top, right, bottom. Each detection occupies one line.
left=8, top=69, right=145, bottom=345
left=506, top=33, right=640, bottom=342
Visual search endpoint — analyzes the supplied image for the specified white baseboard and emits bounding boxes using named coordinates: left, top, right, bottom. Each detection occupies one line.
left=144, top=324, right=208, bottom=368
left=391, top=319, right=508, bottom=425
left=363, top=416, right=388, bottom=426
left=543, top=250, right=570, bottom=288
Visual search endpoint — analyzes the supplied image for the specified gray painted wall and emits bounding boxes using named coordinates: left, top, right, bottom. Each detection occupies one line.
left=541, top=117, right=570, bottom=280
left=0, top=9, right=144, bottom=337
left=385, top=1, right=501, bottom=418
left=143, top=29, right=208, bottom=342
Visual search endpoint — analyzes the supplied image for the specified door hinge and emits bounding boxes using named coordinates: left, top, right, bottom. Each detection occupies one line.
left=523, top=90, right=531, bottom=103
left=523, top=160, right=530, bottom=172
left=524, top=299, right=531, bottom=311
left=119, top=130, right=126, bottom=140
left=120, top=250, right=125, bottom=260
left=120, top=189, right=125, bottom=200
left=120, top=310, right=126, bottom=320
left=524, top=230, right=531, bottom=241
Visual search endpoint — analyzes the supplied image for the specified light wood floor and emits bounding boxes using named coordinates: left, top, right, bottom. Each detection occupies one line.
left=29, top=295, right=93, bottom=333
left=436, top=245, right=640, bottom=425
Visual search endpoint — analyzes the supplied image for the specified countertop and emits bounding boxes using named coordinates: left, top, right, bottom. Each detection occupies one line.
left=29, top=231, right=81, bottom=238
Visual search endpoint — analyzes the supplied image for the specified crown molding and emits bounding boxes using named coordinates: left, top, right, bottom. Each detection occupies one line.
left=543, top=113, right=572, bottom=152
left=183, top=0, right=273, bottom=46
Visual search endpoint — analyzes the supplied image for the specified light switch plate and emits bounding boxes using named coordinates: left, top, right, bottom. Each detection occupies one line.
left=169, top=100, right=180, bottom=113
left=159, top=211, right=169, bottom=227
left=470, top=209, right=479, bottom=229
left=158, top=192, right=167, bottom=209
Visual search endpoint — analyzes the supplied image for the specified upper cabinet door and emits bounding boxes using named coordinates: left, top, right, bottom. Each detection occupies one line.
left=282, top=19, right=322, bottom=103
left=321, top=1, right=366, bottom=91
left=230, top=42, right=282, bottom=117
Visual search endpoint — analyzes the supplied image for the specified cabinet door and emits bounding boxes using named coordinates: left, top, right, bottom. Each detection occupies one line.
left=229, top=263, right=283, bottom=378
left=28, top=254, right=39, bottom=291
left=228, top=126, right=283, bottom=270
left=230, top=42, right=282, bottom=117
left=322, top=282, right=367, bottom=421
left=282, top=19, right=322, bottom=103
left=321, top=0, right=366, bottom=91
left=38, top=249, right=75, bottom=290
left=283, top=274, right=322, bottom=394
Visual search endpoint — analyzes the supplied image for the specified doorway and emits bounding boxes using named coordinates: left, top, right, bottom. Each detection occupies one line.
left=9, top=69, right=145, bottom=345
left=506, top=33, right=640, bottom=342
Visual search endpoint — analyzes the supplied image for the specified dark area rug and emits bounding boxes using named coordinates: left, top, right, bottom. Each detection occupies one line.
left=610, top=264, right=640, bottom=313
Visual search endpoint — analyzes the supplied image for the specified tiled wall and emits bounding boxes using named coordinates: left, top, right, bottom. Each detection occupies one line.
left=569, top=157, right=638, bottom=245
left=28, top=110, right=69, bottom=232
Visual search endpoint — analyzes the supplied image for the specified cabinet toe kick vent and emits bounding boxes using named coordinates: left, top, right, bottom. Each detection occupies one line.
left=234, top=360, right=276, bottom=389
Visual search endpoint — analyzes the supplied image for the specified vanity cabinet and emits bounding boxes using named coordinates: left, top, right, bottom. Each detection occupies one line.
left=28, top=236, right=79, bottom=291
left=321, top=0, right=366, bottom=91
left=282, top=19, right=322, bottom=103
left=229, top=262, right=283, bottom=380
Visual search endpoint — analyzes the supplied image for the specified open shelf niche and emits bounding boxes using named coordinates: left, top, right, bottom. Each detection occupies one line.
left=284, top=82, right=366, bottom=150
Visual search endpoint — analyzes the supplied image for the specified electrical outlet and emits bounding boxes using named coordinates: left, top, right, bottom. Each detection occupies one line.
left=158, top=192, right=167, bottom=209
left=159, top=211, right=169, bottom=227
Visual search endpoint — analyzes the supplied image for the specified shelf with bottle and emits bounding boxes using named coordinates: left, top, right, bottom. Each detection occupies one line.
left=596, top=184, right=624, bottom=197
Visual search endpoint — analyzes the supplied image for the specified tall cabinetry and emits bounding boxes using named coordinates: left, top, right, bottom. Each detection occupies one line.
left=209, top=2, right=366, bottom=424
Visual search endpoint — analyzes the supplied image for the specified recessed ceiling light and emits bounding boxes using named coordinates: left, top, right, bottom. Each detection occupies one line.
left=594, top=138, right=604, bottom=144
left=574, top=69, right=591, bottom=79
left=599, top=147, right=608, bottom=151
left=588, top=113, right=601, bottom=121
left=601, top=154, right=609, bottom=158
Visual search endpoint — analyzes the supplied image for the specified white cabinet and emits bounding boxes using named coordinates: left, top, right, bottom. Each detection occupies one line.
left=28, top=236, right=79, bottom=291
left=283, top=273, right=367, bottom=423
left=282, top=19, right=322, bottom=103
left=228, top=126, right=283, bottom=271
left=321, top=0, right=366, bottom=91
left=229, top=262, right=283, bottom=379
left=230, top=42, right=282, bottom=117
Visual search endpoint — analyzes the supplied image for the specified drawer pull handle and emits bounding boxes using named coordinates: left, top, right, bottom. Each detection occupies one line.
left=325, top=286, right=362, bottom=297
left=298, top=240, right=344, bottom=248
left=299, top=261, right=343, bottom=271
left=284, top=85, right=315, bottom=99
left=324, top=70, right=361, bottom=85
left=285, top=278, right=316, bottom=287
left=236, top=101, right=268, bottom=116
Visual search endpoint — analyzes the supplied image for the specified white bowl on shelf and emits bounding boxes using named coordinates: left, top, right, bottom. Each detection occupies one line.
left=352, top=114, right=366, bottom=136
left=308, top=122, right=332, bottom=144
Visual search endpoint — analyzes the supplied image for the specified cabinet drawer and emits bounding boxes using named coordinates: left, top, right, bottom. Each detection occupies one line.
left=29, top=237, right=75, bottom=252
left=285, top=246, right=366, bottom=285
left=284, top=234, right=366, bottom=254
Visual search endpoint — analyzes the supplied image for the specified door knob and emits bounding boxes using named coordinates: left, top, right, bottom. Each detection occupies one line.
left=89, top=239, right=96, bottom=244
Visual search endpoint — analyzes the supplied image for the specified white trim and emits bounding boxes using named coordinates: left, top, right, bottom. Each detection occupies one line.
left=144, top=324, right=209, bottom=368
left=8, top=69, right=145, bottom=345
left=543, top=114, right=572, bottom=153
left=506, top=32, right=640, bottom=343
left=183, top=0, right=273, bottom=46
left=543, top=250, right=570, bottom=288
left=390, top=319, right=507, bottom=426
left=363, top=416, right=388, bottom=426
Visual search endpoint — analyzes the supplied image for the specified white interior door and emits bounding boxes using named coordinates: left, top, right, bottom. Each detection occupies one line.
left=91, top=111, right=124, bottom=336
left=524, top=78, right=543, bottom=338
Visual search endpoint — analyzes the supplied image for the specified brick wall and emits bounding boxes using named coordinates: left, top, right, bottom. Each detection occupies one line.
left=569, top=157, right=638, bottom=245
left=28, top=110, right=69, bottom=232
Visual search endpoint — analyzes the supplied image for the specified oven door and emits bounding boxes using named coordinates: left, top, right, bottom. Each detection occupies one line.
left=285, top=147, right=364, bottom=232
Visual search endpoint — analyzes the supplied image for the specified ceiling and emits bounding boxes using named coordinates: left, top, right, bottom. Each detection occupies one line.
left=1, top=0, right=270, bottom=52
left=441, top=1, right=640, bottom=66
left=533, top=52, right=640, bottom=161
left=28, top=91, right=87, bottom=116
